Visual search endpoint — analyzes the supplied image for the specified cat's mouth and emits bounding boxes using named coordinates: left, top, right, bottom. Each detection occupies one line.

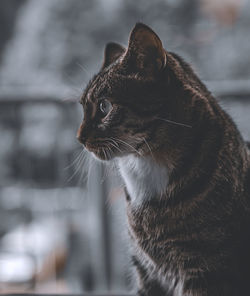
left=85, top=142, right=100, bottom=151
left=85, top=138, right=143, bottom=160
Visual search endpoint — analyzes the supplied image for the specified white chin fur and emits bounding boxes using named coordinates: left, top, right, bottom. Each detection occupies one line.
left=117, top=155, right=169, bottom=205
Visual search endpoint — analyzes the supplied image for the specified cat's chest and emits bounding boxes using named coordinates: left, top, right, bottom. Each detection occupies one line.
left=117, top=155, right=169, bottom=204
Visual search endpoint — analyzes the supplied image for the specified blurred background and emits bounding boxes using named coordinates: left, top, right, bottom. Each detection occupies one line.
left=0, top=0, right=249, bottom=294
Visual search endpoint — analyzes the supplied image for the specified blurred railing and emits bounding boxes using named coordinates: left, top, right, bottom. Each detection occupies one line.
left=0, top=87, right=129, bottom=294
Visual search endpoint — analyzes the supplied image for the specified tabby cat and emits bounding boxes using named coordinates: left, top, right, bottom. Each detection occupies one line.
left=77, top=23, right=250, bottom=296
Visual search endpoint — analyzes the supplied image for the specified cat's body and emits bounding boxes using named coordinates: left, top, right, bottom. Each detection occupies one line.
left=121, top=113, right=250, bottom=295
left=77, top=23, right=250, bottom=295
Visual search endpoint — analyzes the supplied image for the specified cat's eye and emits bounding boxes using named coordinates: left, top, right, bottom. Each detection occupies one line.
left=99, top=99, right=112, bottom=117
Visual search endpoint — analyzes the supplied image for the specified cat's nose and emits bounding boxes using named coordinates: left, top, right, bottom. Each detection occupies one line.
left=77, top=120, right=94, bottom=145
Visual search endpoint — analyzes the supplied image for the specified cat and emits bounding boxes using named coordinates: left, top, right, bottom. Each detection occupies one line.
left=77, top=23, right=250, bottom=296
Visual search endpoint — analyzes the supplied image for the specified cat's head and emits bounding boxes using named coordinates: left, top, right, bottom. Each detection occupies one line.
left=77, top=23, right=192, bottom=161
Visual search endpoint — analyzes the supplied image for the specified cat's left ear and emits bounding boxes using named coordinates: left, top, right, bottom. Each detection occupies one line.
left=124, top=23, right=167, bottom=76
left=102, top=42, right=126, bottom=69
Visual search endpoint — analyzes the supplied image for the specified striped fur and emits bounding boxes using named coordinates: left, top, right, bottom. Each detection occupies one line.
left=77, top=23, right=250, bottom=295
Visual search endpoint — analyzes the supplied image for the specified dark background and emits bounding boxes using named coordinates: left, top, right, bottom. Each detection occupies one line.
left=0, top=0, right=249, bottom=294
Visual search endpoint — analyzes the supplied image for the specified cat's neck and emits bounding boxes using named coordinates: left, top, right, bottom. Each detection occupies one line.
left=117, top=155, right=169, bottom=205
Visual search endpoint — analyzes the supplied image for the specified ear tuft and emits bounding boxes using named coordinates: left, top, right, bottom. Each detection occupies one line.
left=126, top=23, right=166, bottom=75
left=102, top=42, right=126, bottom=69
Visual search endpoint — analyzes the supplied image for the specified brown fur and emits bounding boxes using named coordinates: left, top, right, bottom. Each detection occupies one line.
left=77, top=23, right=250, bottom=295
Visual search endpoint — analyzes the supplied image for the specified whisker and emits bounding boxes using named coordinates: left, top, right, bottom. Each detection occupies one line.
left=62, top=71, right=85, bottom=93
left=76, top=61, right=91, bottom=78
left=108, top=140, right=122, bottom=153
left=142, top=137, right=155, bottom=160
left=94, top=140, right=120, bottom=155
left=107, top=146, right=113, bottom=159
left=155, top=117, right=192, bottom=128
left=103, top=147, right=108, bottom=160
left=77, top=149, right=91, bottom=187
left=67, top=148, right=87, bottom=182
left=111, top=137, right=142, bottom=156
left=64, top=147, right=85, bottom=170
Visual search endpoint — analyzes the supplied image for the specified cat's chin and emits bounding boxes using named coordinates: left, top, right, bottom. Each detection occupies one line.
left=90, top=151, right=114, bottom=161
left=90, top=149, right=129, bottom=162
left=84, top=144, right=112, bottom=161
left=86, top=143, right=128, bottom=161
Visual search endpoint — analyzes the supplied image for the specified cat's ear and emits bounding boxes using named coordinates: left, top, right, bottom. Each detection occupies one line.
left=102, top=42, right=126, bottom=69
left=124, top=23, right=166, bottom=76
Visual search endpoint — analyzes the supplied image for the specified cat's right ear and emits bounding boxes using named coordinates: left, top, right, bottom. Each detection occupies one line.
left=102, top=42, right=126, bottom=69
left=123, top=23, right=166, bottom=77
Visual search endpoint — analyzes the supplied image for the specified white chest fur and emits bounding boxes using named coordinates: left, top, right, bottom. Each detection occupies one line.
left=118, top=155, right=169, bottom=205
